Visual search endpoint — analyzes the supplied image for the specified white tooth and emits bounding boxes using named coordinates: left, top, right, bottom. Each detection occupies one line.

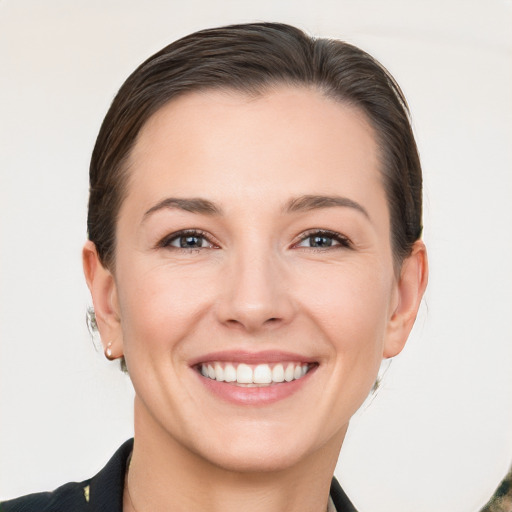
left=237, top=363, right=253, bottom=384
left=294, top=365, right=302, bottom=380
left=201, top=364, right=208, bottom=377
left=284, top=363, right=295, bottom=382
left=272, top=364, right=285, bottom=383
left=253, top=364, right=272, bottom=384
left=214, top=363, right=224, bottom=382
left=208, top=364, right=216, bottom=379
left=224, top=364, right=236, bottom=382
left=301, top=364, right=308, bottom=376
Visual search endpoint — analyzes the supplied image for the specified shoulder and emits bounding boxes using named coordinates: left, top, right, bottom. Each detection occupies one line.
left=0, top=480, right=91, bottom=512
left=0, top=439, right=133, bottom=512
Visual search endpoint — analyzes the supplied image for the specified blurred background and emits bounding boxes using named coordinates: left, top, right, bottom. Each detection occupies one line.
left=1, top=1, right=511, bottom=511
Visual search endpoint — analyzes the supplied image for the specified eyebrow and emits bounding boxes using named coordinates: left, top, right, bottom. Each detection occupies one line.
left=143, top=197, right=223, bottom=220
left=143, top=194, right=369, bottom=221
left=285, top=194, right=369, bottom=218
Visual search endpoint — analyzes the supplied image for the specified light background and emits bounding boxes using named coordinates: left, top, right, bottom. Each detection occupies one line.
left=0, top=1, right=511, bottom=511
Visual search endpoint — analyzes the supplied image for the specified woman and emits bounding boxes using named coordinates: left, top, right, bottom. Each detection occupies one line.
left=0, top=22, right=427, bottom=512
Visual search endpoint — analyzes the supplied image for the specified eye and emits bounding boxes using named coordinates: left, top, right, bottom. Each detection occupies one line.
left=158, top=230, right=216, bottom=250
left=295, top=230, right=352, bottom=250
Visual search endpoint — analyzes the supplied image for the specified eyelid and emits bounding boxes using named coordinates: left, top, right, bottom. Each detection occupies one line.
left=292, top=229, right=353, bottom=249
left=156, top=229, right=219, bottom=250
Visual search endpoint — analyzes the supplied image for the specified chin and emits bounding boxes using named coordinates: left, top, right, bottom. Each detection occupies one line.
left=200, top=442, right=313, bottom=474
left=186, top=420, right=344, bottom=475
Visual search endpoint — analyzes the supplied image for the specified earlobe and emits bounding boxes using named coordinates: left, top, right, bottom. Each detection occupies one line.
left=82, top=240, right=123, bottom=358
left=383, top=241, right=428, bottom=359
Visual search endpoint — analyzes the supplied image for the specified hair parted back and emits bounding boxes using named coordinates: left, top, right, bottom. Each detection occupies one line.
left=88, top=22, right=422, bottom=271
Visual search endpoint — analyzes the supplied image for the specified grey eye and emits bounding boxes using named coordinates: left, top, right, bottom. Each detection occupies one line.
left=307, top=235, right=334, bottom=248
left=295, top=230, right=351, bottom=250
left=160, top=230, right=214, bottom=250
left=173, top=234, right=208, bottom=248
left=297, top=234, right=338, bottom=248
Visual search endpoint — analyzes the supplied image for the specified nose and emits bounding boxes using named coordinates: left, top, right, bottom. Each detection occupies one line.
left=215, top=247, right=296, bottom=333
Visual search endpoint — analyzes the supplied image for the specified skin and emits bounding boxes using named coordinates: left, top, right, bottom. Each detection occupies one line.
left=83, top=86, right=428, bottom=512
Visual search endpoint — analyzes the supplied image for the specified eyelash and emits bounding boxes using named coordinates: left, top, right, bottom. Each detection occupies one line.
left=293, top=229, right=353, bottom=251
left=156, top=229, right=352, bottom=252
left=157, top=229, right=216, bottom=252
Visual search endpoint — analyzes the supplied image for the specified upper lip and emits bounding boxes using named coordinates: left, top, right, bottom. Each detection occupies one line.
left=189, top=350, right=316, bottom=366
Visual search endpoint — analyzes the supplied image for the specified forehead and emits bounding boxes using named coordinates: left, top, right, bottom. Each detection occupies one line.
left=125, top=86, right=384, bottom=217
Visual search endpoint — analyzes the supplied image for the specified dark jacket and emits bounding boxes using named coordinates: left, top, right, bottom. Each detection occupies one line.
left=0, top=439, right=357, bottom=511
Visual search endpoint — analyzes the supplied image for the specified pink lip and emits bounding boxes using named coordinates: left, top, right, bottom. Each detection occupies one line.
left=197, top=374, right=314, bottom=405
left=189, top=350, right=315, bottom=366
left=191, top=350, right=318, bottom=406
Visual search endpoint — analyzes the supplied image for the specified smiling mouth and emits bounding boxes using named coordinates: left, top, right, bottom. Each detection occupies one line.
left=197, top=362, right=315, bottom=387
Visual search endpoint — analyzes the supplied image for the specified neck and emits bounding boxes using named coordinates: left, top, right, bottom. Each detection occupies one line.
left=124, top=397, right=346, bottom=512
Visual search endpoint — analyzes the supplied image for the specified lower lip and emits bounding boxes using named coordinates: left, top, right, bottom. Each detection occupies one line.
left=195, top=367, right=316, bottom=406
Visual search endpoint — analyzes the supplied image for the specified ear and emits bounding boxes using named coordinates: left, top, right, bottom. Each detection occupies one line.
left=383, top=241, right=428, bottom=359
left=82, top=240, right=123, bottom=359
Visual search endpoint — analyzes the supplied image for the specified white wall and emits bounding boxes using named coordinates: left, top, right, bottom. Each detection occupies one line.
left=1, top=1, right=511, bottom=511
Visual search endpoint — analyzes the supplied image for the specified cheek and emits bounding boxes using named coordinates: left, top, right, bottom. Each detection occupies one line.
left=296, top=259, right=394, bottom=402
left=284, top=261, right=394, bottom=431
left=116, top=260, right=217, bottom=360
left=299, top=261, right=393, bottom=343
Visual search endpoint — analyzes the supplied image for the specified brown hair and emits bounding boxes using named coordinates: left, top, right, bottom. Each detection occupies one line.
left=88, top=22, right=422, bottom=270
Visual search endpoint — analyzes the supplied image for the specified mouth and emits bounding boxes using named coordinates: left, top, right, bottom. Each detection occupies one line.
left=191, top=351, right=318, bottom=405
left=197, top=361, right=315, bottom=387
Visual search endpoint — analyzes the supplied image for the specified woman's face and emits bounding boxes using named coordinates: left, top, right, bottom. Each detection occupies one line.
left=88, top=86, right=425, bottom=472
